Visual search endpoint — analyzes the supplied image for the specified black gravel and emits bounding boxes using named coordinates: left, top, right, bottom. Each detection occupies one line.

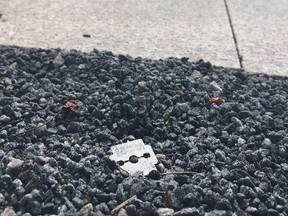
left=0, top=45, right=288, bottom=216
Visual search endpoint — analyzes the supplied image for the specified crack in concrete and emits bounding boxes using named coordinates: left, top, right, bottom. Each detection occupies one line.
left=224, top=0, right=243, bottom=68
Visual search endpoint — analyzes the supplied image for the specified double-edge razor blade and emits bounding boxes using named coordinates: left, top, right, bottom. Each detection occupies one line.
left=109, top=139, right=158, bottom=175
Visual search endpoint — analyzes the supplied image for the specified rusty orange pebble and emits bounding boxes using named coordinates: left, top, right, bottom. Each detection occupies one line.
left=209, top=97, right=225, bottom=106
left=63, top=100, right=81, bottom=114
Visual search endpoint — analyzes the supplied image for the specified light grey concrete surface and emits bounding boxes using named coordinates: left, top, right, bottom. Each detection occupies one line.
left=228, top=0, right=288, bottom=76
left=0, top=0, right=239, bottom=68
left=1, top=0, right=288, bottom=76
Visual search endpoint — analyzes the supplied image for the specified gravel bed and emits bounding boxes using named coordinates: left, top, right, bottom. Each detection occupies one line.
left=0, top=45, right=288, bottom=216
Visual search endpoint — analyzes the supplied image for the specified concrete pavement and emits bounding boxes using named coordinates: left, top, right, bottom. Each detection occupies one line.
left=0, top=0, right=287, bottom=76
left=228, top=0, right=288, bottom=76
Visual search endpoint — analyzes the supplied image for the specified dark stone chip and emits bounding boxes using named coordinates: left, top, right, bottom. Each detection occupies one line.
left=174, top=207, right=200, bottom=216
left=24, top=175, right=42, bottom=193
left=237, top=177, right=256, bottom=188
left=147, top=170, right=161, bottom=180
left=214, top=198, right=232, bottom=210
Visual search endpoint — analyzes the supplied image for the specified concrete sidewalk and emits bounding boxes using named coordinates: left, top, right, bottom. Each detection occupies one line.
left=228, top=0, right=288, bottom=76
left=0, top=0, right=287, bottom=76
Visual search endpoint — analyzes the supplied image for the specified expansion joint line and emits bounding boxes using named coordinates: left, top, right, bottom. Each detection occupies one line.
left=223, top=0, right=243, bottom=68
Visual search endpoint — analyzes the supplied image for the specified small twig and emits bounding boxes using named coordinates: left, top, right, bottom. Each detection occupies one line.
left=13, top=108, right=63, bottom=137
left=161, top=171, right=197, bottom=176
left=111, top=195, right=137, bottom=215
left=11, top=100, right=81, bottom=137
